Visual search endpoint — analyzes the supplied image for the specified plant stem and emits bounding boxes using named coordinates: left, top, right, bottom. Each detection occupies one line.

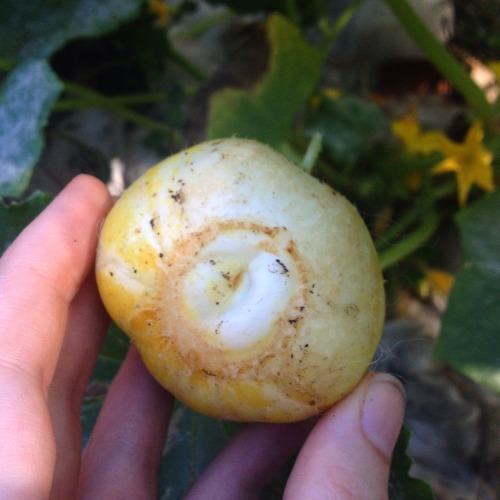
left=168, top=45, right=206, bottom=82
left=431, top=179, right=457, bottom=201
left=378, top=212, right=439, bottom=270
left=56, top=91, right=168, bottom=110
left=374, top=203, right=422, bottom=251
left=60, top=82, right=179, bottom=142
left=320, top=0, right=364, bottom=55
left=383, top=0, right=494, bottom=124
left=301, top=132, right=323, bottom=173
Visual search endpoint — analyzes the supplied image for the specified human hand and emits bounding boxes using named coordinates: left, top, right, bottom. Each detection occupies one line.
left=186, top=372, right=405, bottom=499
left=0, top=175, right=405, bottom=498
left=0, top=175, right=172, bottom=498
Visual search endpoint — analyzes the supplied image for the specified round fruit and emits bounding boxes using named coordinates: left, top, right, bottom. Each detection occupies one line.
left=95, top=138, right=385, bottom=422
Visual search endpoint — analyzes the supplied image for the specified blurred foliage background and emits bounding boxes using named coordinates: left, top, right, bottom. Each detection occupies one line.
left=1, top=0, right=499, bottom=498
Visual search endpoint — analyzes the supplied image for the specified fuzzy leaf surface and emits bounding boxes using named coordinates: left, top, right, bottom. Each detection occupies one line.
left=207, top=14, right=323, bottom=148
left=0, top=0, right=142, bottom=63
left=0, top=61, right=62, bottom=197
left=434, top=191, right=500, bottom=392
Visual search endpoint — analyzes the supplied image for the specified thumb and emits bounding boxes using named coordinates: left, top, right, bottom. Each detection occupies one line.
left=284, top=372, right=405, bottom=499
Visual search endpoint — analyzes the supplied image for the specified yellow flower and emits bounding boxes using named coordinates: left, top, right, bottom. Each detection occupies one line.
left=488, top=61, right=500, bottom=83
left=391, top=112, right=442, bottom=154
left=148, top=0, right=170, bottom=27
left=422, top=268, right=454, bottom=297
left=323, top=87, right=342, bottom=100
left=419, top=268, right=454, bottom=300
left=432, top=120, right=495, bottom=206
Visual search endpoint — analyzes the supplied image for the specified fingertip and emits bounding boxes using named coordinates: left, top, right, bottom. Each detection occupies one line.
left=284, top=372, right=405, bottom=499
left=361, top=373, right=405, bottom=460
left=0, top=174, right=115, bottom=383
left=66, top=173, right=110, bottom=197
left=58, top=174, right=113, bottom=220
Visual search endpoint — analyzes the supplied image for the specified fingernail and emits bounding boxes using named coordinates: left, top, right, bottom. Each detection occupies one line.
left=361, top=373, right=406, bottom=459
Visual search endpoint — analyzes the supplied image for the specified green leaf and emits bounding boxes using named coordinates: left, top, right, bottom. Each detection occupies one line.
left=306, top=94, right=390, bottom=169
left=0, top=61, right=62, bottom=198
left=0, top=0, right=143, bottom=64
left=0, top=0, right=143, bottom=197
left=80, top=400, right=104, bottom=448
left=81, top=324, right=129, bottom=446
left=456, top=193, right=500, bottom=266
left=389, top=425, right=435, bottom=499
left=0, top=190, right=53, bottom=254
left=158, top=406, right=241, bottom=498
left=434, top=191, right=500, bottom=392
left=207, top=14, right=324, bottom=148
left=158, top=417, right=435, bottom=499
